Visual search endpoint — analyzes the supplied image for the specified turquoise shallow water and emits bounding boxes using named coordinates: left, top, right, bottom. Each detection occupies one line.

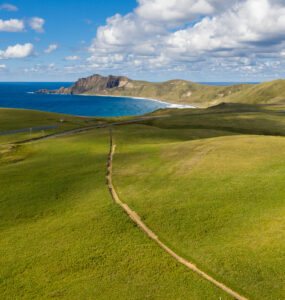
left=0, top=82, right=173, bottom=117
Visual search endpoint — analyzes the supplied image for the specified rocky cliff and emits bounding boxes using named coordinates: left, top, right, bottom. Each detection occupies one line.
left=37, top=74, right=130, bottom=95
left=37, top=74, right=285, bottom=107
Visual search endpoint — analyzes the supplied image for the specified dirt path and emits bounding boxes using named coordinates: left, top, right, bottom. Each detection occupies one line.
left=106, top=133, right=248, bottom=300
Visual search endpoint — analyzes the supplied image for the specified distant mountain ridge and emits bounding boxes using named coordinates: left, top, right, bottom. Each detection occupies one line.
left=37, top=74, right=285, bottom=107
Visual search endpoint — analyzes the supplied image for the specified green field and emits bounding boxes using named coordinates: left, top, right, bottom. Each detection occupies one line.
left=0, top=105, right=284, bottom=299
left=0, top=108, right=105, bottom=143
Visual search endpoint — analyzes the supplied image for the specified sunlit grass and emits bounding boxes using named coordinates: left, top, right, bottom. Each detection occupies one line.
left=113, top=122, right=285, bottom=299
left=0, top=128, right=229, bottom=299
left=1, top=106, right=285, bottom=299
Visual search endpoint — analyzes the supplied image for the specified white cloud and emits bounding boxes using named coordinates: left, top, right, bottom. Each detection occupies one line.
left=167, top=0, right=285, bottom=53
left=136, top=0, right=214, bottom=27
left=135, top=0, right=240, bottom=28
left=28, top=17, right=45, bottom=33
left=0, top=43, right=34, bottom=59
left=0, top=16, right=45, bottom=34
left=0, top=64, right=6, bottom=68
left=0, top=19, right=24, bottom=32
left=44, top=44, right=58, bottom=54
left=0, top=3, right=18, bottom=11
left=65, top=55, right=80, bottom=61
left=86, top=0, right=285, bottom=77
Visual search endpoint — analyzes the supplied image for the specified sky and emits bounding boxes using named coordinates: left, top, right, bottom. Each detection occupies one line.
left=1, top=0, right=285, bottom=82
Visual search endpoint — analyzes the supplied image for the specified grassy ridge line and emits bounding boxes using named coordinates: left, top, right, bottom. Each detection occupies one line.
left=48, top=73, right=285, bottom=107
left=144, top=106, right=285, bottom=137
left=12, top=115, right=170, bottom=145
left=24, top=102, right=284, bottom=144
left=40, top=74, right=250, bottom=107
left=106, top=132, right=248, bottom=300
left=87, top=79, right=285, bottom=107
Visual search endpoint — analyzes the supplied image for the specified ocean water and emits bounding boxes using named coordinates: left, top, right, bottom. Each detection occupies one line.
left=0, top=82, right=175, bottom=117
left=0, top=82, right=257, bottom=117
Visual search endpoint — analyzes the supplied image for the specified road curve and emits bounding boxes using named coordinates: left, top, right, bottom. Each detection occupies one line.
left=106, top=132, right=248, bottom=300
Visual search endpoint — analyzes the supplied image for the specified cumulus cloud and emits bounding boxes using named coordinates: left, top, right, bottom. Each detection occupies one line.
left=0, top=3, right=18, bottom=11
left=166, top=0, right=285, bottom=54
left=44, top=44, right=58, bottom=54
left=0, top=18, right=24, bottom=32
left=65, top=55, right=80, bottom=61
left=0, top=43, right=34, bottom=59
left=136, top=0, right=212, bottom=27
left=86, top=0, right=285, bottom=77
left=28, top=17, right=45, bottom=33
left=0, top=64, right=6, bottom=68
left=0, top=16, right=45, bottom=34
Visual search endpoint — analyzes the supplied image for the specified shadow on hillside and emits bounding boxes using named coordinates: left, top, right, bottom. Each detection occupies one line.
left=139, top=111, right=285, bottom=139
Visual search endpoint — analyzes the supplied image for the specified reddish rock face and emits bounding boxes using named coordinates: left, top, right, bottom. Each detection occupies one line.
left=37, top=74, right=130, bottom=95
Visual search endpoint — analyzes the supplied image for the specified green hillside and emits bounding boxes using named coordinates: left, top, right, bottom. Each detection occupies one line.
left=225, top=79, right=285, bottom=104
left=93, top=79, right=250, bottom=107
left=90, top=78, right=285, bottom=107
left=112, top=110, right=285, bottom=299
left=0, top=104, right=285, bottom=299
left=39, top=74, right=285, bottom=107
left=0, top=127, right=230, bottom=300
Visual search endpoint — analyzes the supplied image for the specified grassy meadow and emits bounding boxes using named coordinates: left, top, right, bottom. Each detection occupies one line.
left=0, top=105, right=284, bottom=299
left=0, top=121, right=230, bottom=299
left=112, top=109, right=285, bottom=299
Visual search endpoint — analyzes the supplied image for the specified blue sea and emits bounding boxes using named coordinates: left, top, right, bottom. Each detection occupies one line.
left=0, top=82, right=258, bottom=117
left=0, top=82, right=173, bottom=117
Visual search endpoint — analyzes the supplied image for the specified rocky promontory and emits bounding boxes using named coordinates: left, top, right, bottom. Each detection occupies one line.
left=37, top=74, right=131, bottom=95
left=36, top=73, right=285, bottom=107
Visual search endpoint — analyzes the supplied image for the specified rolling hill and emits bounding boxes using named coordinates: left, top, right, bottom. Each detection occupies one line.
left=1, top=104, right=285, bottom=299
left=37, top=74, right=285, bottom=107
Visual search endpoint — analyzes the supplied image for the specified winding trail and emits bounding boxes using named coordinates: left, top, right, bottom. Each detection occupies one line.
left=106, top=132, right=248, bottom=300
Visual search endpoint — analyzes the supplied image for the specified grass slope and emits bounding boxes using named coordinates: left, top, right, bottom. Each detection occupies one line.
left=0, top=108, right=101, bottom=145
left=87, top=79, right=251, bottom=107
left=0, top=127, right=230, bottom=299
left=225, top=79, right=285, bottom=104
left=112, top=111, right=285, bottom=299
left=103, top=79, right=285, bottom=107
left=1, top=106, right=285, bottom=299
left=63, top=74, right=285, bottom=107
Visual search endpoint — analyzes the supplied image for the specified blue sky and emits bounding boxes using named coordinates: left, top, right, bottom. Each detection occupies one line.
left=1, top=0, right=285, bottom=82
left=0, top=0, right=137, bottom=81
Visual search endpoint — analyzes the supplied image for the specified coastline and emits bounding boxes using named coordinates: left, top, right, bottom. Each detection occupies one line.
left=29, top=90, right=197, bottom=109
left=77, top=93, right=197, bottom=109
